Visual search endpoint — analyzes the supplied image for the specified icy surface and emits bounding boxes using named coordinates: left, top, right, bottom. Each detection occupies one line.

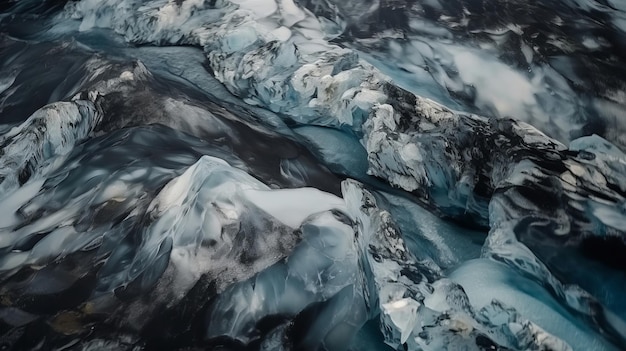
left=343, top=180, right=574, bottom=351
left=309, top=0, right=626, bottom=149
left=0, top=101, right=99, bottom=195
left=205, top=209, right=364, bottom=348
left=0, top=0, right=624, bottom=349
left=450, top=259, right=618, bottom=351
left=362, top=83, right=626, bottom=344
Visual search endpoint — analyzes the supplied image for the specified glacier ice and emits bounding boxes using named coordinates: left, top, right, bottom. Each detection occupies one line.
left=0, top=101, right=100, bottom=196
left=343, top=179, right=576, bottom=351
left=376, top=190, right=485, bottom=269
left=317, top=0, right=626, bottom=149
left=60, top=0, right=392, bottom=129
left=201, top=179, right=583, bottom=351
left=0, top=0, right=625, bottom=349
left=204, top=209, right=363, bottom=348
left=449, top=259, right=618, bottom=351
left=362, top=84, right=626, bottom=343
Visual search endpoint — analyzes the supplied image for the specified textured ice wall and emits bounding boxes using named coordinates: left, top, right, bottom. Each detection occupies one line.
left=363, top=87, right=626, bottom=343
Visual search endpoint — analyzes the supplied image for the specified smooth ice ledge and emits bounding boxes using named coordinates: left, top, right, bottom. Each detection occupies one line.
left=243, top=187, right=346, bottom=228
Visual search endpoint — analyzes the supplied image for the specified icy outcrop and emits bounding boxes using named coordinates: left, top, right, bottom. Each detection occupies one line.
left=56, top=0, right=624, bottom=217
left=0, top=54, right=159, bottom=197
left=361, top=84, right=626, bottom=343
left=343, top=180, right=573, bottom=351
left=0, top=145, right=347, bottom=346
left=60, top=0, right=624, bottom=232
left=205, top=210, right=365, bottom=349
left=60, top=0, right=620, bottom=224
left=302, top=0, right=626, bottom=148
left=202, top=179, right=581, bottom=351
left=0, top=37, right=342, bottom=202
left=0, top=127, right=234, bottom=346
left=0, top=100, right=100, bottom=196
left=363, top=85, right=566, bottom=225
left=97, top=155, right=300, bottom=297
left=61, top=0, right=626, bottom=230
left=0, top=41, right=348, bottom=344
left=62, top=0, right=390, bottom=129
left=0, top=128, right=234, bottom=275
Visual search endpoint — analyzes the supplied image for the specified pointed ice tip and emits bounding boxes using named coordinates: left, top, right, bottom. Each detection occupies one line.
left=148, top=155, right=233, bottom=214
left=340, top=179, right=365, bottom=208
left=340, top=178, right=363, bottom=194
left=382, top=297, right=420, bottom=344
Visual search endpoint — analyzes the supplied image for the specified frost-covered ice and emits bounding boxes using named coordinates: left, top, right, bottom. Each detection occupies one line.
left=0, top=0, right=625, bottom=349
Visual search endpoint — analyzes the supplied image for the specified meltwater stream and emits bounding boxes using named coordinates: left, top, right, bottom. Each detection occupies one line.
left=0, top=0, right=625, bottom=350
